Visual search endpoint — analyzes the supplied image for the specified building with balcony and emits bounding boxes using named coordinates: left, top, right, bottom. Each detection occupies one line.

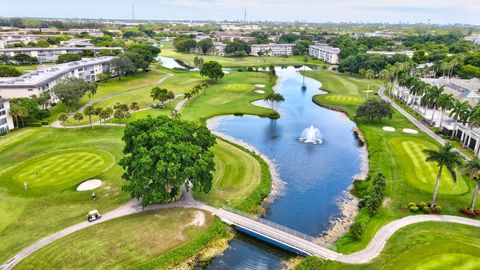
left=0, top=46, right=123, bottom=63
left=250, top=44, right=294, bottom=56
left=308, top=44, right=340, bottom=64
left=0, top=56, right=115, bottom=102
left=0, top=98, right=14, bottom=133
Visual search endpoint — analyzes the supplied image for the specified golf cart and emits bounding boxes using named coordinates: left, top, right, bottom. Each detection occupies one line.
left=87, top=209, right=102, bottom=222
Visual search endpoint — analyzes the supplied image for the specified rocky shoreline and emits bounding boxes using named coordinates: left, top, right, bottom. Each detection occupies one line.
left=206, top=118, right=286, bottom=206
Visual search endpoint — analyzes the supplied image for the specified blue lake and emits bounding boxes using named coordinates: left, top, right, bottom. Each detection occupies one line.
left=205, top=66, right=363, bottom=269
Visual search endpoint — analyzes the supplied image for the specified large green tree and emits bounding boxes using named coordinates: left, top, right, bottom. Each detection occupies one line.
left=356, top=99, right=393, bottom=122
left=53, top=77, right=97, bottom=112
left=200, top=61, right=224, bottom=81
left=424, top=144, right=463, bottom=210
left=119, top=116, right=216, bottom=207
left=56, top=53, right=82, bottom=64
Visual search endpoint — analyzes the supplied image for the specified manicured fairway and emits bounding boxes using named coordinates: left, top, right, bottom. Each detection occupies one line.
left=160, top=42, right=326, bottom=67
left=15, top=209, right=214, bottom=270
left=389, top=137, right=468, bottom=195
left=297, top=222, right=480, bottom=270
left=194, top=140, right=262, bottom=207
left=303, top=70, right=476, bottom=257
left=181, top=71, right=274, bottom=121
left=0, top=127, right=129, bottom=264
left=3, top=149, right=114, bottom=194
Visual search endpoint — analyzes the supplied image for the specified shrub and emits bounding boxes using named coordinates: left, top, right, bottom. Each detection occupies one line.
left=409, top=206, right=419, bottom=213
left=422, top=206, right=430, bottom=214
left=350, top=222, right=365, bottom=240
left=365, top=173, right=386, bottom=214
left=408, top=202, right=417, bottom=208
left=419, top=202, right=427, bottom=208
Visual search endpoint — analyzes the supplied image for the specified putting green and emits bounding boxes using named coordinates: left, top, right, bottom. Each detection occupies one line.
left=323, top=95, right=364, bottom=104
left=2, top=149, right=115, bottom=194
left=389, top=137, right=469, bottom=195
left=405, top=253, right=480, bottom=270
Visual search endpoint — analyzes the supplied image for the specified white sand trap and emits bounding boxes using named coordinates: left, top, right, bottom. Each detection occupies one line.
left=254, top=84, right=265, bottom=88
left=223, top=70, right=230, bottom=74
left=77, top=179, right=103, bottom=191
left=403, top=128, right=419, bottom=134
left=383, top=126, right=395, bottom=132
left=254, top=89, right=265, bottom=94
left=188, top=210, right=206, bottom=226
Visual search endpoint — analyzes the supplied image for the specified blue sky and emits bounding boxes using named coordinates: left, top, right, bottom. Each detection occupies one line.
left=1, top=0, right=479, bottom=25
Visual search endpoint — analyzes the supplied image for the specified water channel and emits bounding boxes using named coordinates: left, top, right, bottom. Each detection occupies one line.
left=204, top=66, right=364, bottom=269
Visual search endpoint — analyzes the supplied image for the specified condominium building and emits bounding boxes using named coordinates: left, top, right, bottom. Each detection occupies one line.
left=59, top=38, right=93, bottom=47
left=0, top=36, right=39, bottom=49
left=212, top=42, right=226, bottom=56
left=0, top=98, right=14, bottom=133
left=366, top=50, right=414, bottom=58
left=250, top=44, right=294, bottom=56
left=0, top=46, right=124, bottom=63
left=0, top=56, right=115, bottom=102
left=308, top=44, right=340, bottom=64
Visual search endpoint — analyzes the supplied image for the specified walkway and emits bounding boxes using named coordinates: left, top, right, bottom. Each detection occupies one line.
left=2, top=189, right=479, bottom=269
left=378, top=87, right=446, bottom=146
left=78, top=73, right=173, bottom=112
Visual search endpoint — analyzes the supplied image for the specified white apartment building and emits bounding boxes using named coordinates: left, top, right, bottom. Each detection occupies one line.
left=0, top=56, right=115, bottom=102
left=59, top=38, right=93, bottom=47
left=212, top=42, right=226, bottom=56
left=366, top=50, right=414, bottom=58
left=308, top=44, right=340, bottom=64
left=250, top=44, right=294, bottom=56
left=0, top=98, right=14, bottom=133
left=0, top=46, right=124, bottom=63
left=0, top=36, right=39, bottom=49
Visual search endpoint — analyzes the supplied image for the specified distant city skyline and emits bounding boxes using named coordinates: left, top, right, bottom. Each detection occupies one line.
left=1, top=0, right=479, bottom=25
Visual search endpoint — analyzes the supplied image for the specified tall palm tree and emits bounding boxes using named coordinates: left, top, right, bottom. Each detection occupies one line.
left=365, top=69, right=375, bottom=93
left=449, top=100, right=472, bottom=140
left=84, top=105, right=96, bottom=129
left=421, top=86, right=444, bottom=123
left=463, top=158, right=480, bottom=211
left=9, top=103, right=21, bottom=128
left=436, top=93, right=455, bottom=128
left=465, top=106, right=480, bottom=148
left=424, top=144, right=464, bottom=210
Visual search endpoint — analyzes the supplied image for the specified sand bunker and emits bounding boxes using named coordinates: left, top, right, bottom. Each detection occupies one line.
left=383, top=126, right=395, bottom=132
left=254, top=89, right=266, bottom=94
left=254, top=84, right=265, bottom=88
left=77, top=179, right=103, bottom=191
left=403, top=128, right=419, bottom=134
left=223, top=70, right=230, bottom=74
left=188, top=210, right=206, bottom=226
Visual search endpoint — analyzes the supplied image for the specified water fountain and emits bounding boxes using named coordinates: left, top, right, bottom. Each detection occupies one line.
left=299, top=125, right=323, bottom=144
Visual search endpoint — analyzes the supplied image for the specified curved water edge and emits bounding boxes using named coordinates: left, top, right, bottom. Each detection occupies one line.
left=204, top=66, right=369, bottom=269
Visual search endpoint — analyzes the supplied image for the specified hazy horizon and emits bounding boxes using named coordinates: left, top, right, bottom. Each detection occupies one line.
left=1, top=0, right=479, bottom=26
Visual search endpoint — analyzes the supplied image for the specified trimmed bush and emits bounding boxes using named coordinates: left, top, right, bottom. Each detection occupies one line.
left=422, top=206, right=431, bottom=214
left=408, top=202, right=417, bottom=208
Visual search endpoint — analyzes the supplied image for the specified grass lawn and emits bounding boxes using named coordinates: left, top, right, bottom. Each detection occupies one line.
left=297, top=222, right=480, bottom=270
left=0, top=127, right=130, bottom=264
left=303, top=70, right=475, bottom=255
left=14, top=208, right=216, bottom=270
left=181, top=71, right=275, bottom=121
left=161, top=42, right=326, bottom=68
left=194, top=140, right=262, bottom=208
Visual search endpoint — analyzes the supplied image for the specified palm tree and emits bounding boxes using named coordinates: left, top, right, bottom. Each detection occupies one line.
left=424, top=144, right=464, bottom=210
left=17, top=107, right=29, bottom=127
left=463, top=158, right=480, bottom=211
left=379, top=69, right=390, bottom=94
left=365, top=69, right=375, bottom=94
left=58, top=113, right=68, bottom=128
left=421, top=85, right=443, bottom=124
left=264, top=93, right=285, bottom=112
left=129, top=102, right=139, bottom=115
left=449, top=100, right=472, bottom=140
left=436, top=93, right=455, bottom=128
left=9, top=103, right=21, bottom=128
left=73, top=112, right=84, bottom=127
left=465, top=107, right=480, bottom=148
left=84, top=105, right=96, bottom=129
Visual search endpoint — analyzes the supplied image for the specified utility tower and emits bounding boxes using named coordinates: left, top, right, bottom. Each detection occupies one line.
left=244, top=6, right=247, bottom=23
left=131, top=2, right=135, bottom=21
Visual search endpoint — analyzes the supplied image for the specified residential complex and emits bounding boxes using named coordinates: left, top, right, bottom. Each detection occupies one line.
left=0, top=98, right=14, bottom=133
left=250, top=43, right=294, bottom=56
left=212, top=42, right=227, bottom=56
left=0, top=46, right=124, bottom=63
left=0, top=56, right=115, bottom=102
left=366, top=50, right=414, bottom=58
left=308, top=43, right=340, bottom=64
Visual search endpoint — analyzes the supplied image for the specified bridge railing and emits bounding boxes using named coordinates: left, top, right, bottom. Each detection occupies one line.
left=222, top=207, right=329, bottom=247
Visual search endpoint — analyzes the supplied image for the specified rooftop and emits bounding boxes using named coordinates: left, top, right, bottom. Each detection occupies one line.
left=309, top=44, right=340, bottom=53
left=422, top=77, right=480, bottom=106
left=0, top=46, right=123, bottom=52
left=0, top=56, right=115, bottom=88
